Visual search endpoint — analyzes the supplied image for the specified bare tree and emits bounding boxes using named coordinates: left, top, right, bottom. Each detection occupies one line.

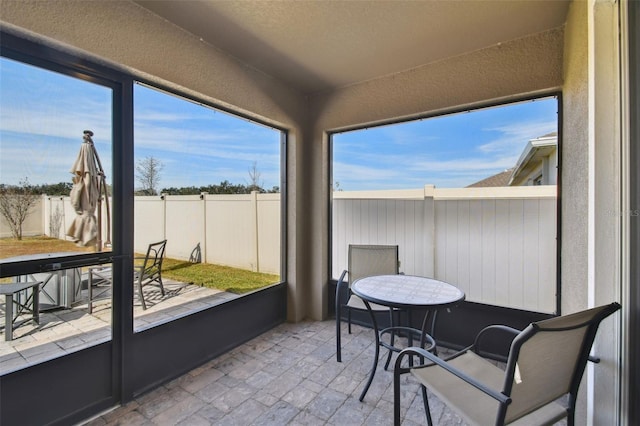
left=247, top=161, right=263, bottom=192
left=136, top=156, right=164, bottom=195
left=49, top=204, right=63, bottom=238
left=0, top=178, right=39, bottom=240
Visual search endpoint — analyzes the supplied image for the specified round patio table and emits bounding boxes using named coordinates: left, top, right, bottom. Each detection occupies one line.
left=351, top=274, right=465, bottom=401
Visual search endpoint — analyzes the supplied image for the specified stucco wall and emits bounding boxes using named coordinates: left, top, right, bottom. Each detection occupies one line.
left=311, top=28, right=564, bottom=132
left=563, top=1, right=623, bottom=424
left=561, top=4, right=590, bottom=423
left=562, top=0, right=590, bottom=317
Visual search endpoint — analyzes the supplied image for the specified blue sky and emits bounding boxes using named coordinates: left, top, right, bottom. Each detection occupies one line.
left=1, top=57, right=557, bottom=191
left=333, top=97, right=558, bottom=190
left=0, top=57, right=281, bottom=191
left=0, top=57, right=112, bottom=186
left=133, top=84, right=281, bottom=190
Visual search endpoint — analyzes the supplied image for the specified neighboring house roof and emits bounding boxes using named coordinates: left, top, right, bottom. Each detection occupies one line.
left=508, top=132, right=557, bottom=185
left=467, top=168, right=515, bottom=187
left=467, top=132, right=558, bottom=187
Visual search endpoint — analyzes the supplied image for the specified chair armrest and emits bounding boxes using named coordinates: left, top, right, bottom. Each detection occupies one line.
left=395, top=346, right=512, bottom=406
left=472, top=324, right=521, bottom=359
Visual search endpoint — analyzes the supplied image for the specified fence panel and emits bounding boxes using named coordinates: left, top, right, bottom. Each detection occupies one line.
left=134, top=197, right=165, bottom=252
left=0, top=195, right=44, bottom=238
left=334, top=186, right=557, bottom=314
left=432, top=194, right=556, bottom=313
left=205, top=194, right=256, bottom=271
left=256, top=194, right=281, bottom=275
left=331, top=197, right=433, bottom=279
left=165, top=196, right=204, bottom=261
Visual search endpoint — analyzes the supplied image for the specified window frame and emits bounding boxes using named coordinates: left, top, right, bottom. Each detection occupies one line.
left=328, top=94, right=562, bottom=314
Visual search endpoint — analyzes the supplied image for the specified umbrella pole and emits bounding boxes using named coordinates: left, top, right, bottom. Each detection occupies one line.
left=84, top=130, right=111, bottom=251
left=97, top=197, right=102, bottom=252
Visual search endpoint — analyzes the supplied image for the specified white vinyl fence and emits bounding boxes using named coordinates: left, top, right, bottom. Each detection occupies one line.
left=332, top=185, right=557, bottom=314
left=3, top=185, right=557, bottom=312
left=134, top=192, right=281, bottom=274
left=0, top=194, right=47, bottom=239
left=5, top=192, right=282, bottom=275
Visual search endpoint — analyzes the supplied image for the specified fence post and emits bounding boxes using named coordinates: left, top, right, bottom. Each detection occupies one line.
left=424, top=185, right=436, bottom=277
left=201, top=192, right=208, bottom=263
left=251, top=190, right=259, bottom=272
left=45, top=195, right=51, bottom=237
left=161, top=193, right=167, bottom=241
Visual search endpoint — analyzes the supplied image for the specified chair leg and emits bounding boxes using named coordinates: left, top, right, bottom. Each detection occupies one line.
left=157, top=273, right=165, bottom=296
left=138, top=276, right=147, bottom=310
left=348, top=308, right=352, bottom=334
left=422, top=385, right=434, bottom=426
left=359, top=308, right=381, bottom=402
left=336, top=302, right=342, bottom=362
left=567, top=396, right=576, bottom=426
left=430, top=310, right=439, bottom=356
left=88, top=270, right=93, bottom=314
left=393, top=359, right=402, bottom=425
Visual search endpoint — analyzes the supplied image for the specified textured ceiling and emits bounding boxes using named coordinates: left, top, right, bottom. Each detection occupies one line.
left=135, top=0, right=571, bottom=95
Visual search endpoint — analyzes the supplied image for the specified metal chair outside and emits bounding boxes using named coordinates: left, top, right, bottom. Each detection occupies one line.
left=87, top=239, right=167, bottom=311
left=135, top=239, right=167, bottom=310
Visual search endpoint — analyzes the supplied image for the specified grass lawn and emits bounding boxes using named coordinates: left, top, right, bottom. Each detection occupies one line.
left=162, top=258, right=279, bottom=294
left=0, top=236, right=280, bottom=294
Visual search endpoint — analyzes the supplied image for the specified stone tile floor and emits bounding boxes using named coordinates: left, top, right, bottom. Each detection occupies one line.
left=0, top=279, right=239, bottom=374
left=84, top=320, right=469, bottom=426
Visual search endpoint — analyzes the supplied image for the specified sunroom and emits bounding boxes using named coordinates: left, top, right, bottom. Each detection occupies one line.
left=0, top=1, right=637, bottom=425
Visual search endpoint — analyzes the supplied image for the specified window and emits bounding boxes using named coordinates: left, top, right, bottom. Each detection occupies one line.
left=0, top=55, right=115, bottom=361
left=0, top=55, right=286, bottom=360
left=0, top=57, right=113, bottom=254
left=132, top=83, right=283, bottom=328
left=331, top=96, right=559, bottom=314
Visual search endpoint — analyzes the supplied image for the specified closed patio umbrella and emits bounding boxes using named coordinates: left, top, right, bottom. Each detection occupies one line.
left=66, top=130, right=110, bottom=250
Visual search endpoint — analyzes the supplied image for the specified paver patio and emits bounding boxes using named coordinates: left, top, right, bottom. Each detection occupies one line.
left=0, top=279, right=239, bottom=374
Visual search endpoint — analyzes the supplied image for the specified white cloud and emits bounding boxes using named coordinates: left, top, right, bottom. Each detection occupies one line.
left=477, top=119, right=556, bottom=155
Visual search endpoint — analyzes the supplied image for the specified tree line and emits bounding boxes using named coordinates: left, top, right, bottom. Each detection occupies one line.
left=161, top=181, right=279, bottom=195
left=0, top=180, right=279, bottom=197
left=0, top=181, right=73, bottom=196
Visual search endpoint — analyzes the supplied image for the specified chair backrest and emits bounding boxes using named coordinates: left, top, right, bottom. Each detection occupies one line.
left=142, top=239, right=167, bottom=277
left=500, top=302, right=620, bottom=424
left=348, top=244, right=399, bottom=287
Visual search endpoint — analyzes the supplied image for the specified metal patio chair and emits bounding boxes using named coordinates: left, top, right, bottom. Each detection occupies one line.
left=335, top=244, right=400, bottom=363
left=134, top=239, right=167, bottom=310
left=393, top=302, right=621, bottom=426
left=88, top=239, right=167, bottom=311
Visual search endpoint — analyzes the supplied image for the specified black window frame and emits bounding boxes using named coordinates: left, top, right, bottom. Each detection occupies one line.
left=328, top=93, right=563, bottom=314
